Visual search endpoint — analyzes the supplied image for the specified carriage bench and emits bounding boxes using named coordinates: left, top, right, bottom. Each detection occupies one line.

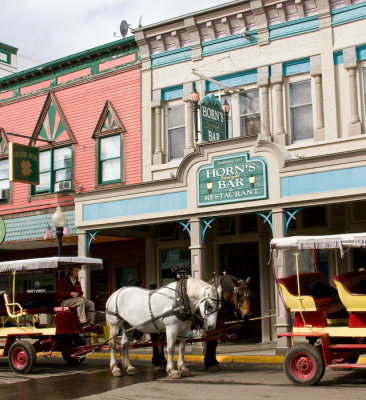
left=277, top=272, right=345, bottom=328
left=334, top=271, right=366, bottom=328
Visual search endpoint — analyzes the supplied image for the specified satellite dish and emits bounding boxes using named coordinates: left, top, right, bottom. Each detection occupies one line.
left=120, top=20, right=129, bottom=38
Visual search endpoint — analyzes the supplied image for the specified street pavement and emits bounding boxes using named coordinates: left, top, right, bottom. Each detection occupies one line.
left=1, top=356, right=366, bottom=400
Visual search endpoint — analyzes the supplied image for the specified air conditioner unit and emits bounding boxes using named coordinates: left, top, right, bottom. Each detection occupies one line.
left=54, top=181, right=72, bottom=192
left=0, top=190, right=9, bottom=200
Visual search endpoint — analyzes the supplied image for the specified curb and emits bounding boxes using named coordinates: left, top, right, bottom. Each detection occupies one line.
left=53, top=352, right=283, bottom=364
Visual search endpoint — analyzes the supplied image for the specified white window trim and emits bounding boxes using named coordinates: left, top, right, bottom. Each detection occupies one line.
left=286, top=74, right=315, bottom=144
left=165, top=101, right=185, bottom=162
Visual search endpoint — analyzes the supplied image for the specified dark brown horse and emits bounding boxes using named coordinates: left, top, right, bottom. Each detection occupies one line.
left=204, top=273, right=252, bottom=371
left=151, top=273, right=252, bottom=371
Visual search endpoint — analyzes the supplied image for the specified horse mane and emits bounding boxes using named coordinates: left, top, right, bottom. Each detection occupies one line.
left=220, top=274, right=238, bottom=293
left=186, top=278, right=211, bottom=298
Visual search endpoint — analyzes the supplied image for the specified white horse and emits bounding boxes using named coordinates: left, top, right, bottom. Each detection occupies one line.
left=106, top=278, right=220, bottom=379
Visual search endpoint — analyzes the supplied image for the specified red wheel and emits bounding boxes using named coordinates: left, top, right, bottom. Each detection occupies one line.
left=284, top=343, right=325, bottom=385
left=8, top=341, right=37, bottom=374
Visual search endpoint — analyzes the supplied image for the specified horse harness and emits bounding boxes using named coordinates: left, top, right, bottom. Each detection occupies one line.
left=212, top=274, right=251, bottom=319
left=106, top=279, right=219, bottom=334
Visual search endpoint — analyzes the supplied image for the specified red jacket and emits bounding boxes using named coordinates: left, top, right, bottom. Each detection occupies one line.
left=56, top=274, right=84, bottom=305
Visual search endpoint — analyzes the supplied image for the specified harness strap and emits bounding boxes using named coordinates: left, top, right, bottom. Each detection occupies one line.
left=148, top=291, right=160, bottom=333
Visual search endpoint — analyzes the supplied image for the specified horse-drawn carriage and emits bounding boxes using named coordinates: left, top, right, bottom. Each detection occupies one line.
left=0, top=256, right=102, bottom=373
left=271, top=233, right=366, bottom=385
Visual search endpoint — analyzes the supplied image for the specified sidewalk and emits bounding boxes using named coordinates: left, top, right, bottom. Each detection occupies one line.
left=79, top=341, right=283, bottom=364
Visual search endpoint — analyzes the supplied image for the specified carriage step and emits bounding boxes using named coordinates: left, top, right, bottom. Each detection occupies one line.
left=328, top=363, right=366, bottom=369
left=328, top=344, right=366, bottom=349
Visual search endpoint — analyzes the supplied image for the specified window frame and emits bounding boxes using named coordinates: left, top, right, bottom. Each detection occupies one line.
left=166, top=103, right=186, bottom=162
left=288, top=78, right=314, bottom=143
left=32, top=145, right=73, bottom=195
left=239, top=88, right=261, bottom=137
left=97, top=133, right=123, bottom=185
left=0, top=157, right=10, bottom=192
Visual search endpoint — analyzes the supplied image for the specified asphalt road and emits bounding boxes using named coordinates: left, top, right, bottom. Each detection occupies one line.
left=0, top=357, right=366, bottom=400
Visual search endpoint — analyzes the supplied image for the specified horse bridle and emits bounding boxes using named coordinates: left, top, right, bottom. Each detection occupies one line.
left=233, top=282, right=251, bottom=313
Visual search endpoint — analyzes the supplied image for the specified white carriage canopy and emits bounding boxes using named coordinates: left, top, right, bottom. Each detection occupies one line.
left=271, top=233, right=366, bottom=256
left=0, top=257, right=103, bottom=273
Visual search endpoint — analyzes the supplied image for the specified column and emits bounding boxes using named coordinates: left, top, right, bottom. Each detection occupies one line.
left=189, top=218, right=205, bottom=280
left=271, top=63, right=286, bottom=146
left=78, top=231, right=91, bottom=300
left=310, top=55, right=325, bottom=141
left=184, top=100, right=195, bottom=156
left=145, top=237, right=157, bottom=288
left=272, top=209, right=291, bottom=354
left=258, top=66, right=271, bottom=141
left=152, top=101, right=164, bottom=165
left=343, top=47, right=362, bottom=136
left=189, top=217, right=206, bottom=355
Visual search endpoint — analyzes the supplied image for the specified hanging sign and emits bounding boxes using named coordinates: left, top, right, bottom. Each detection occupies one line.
left=200, top=93, right=226, bottom=142
left=9, top=142, right=40, bottom=185
left=197, top=152, right=268, bottom=207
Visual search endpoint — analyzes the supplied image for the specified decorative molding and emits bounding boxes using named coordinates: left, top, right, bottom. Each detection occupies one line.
left=161, top=85, right=184, bottom=101
left=331, top=2, right=366, bottom=27
left=268, top=15, right=319, bottom=41
left=0, top=128, right=9, bottom=155
left=206, top=69, right=257, bottom=92
left=30, top=91, right=76, bottom=146
left=92, top=100, right=125, bottom=139
left=150, top=47, right=191, bottom=69
left=201, top=32, right=257, bottom=57
left=283, top=58, right=310, bottom=76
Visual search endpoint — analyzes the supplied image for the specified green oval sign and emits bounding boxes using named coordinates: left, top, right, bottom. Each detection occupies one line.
left=0, top=217, right=6, bottom=244
left=200, top=93, right=226, bottom=143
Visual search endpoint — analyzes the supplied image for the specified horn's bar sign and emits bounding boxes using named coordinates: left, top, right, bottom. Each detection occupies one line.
left=197, top=152, right=268, bottom=207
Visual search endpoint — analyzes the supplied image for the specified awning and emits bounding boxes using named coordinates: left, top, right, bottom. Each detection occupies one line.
left=0, top=256, right=103, bottom=272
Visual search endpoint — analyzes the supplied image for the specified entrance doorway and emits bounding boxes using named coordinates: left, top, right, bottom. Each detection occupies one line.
left=220, top=242, right=261, bottom=341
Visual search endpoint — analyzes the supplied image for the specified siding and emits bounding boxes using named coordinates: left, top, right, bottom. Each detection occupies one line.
left=0, top=67, right=141, bottom=215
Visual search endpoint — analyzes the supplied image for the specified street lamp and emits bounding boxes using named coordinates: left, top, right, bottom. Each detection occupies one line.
left=191, top=88, right=200, bottom=143
left=222, top=99, right=230, bottom=139
left=52, top=206, right=66, bottom=256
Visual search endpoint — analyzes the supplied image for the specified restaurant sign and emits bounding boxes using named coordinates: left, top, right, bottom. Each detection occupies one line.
left=9, top=142, right=40, bottom=185
left=197, top=153, right=268, bottom=207
left=200, top=93, right=226, bottom=142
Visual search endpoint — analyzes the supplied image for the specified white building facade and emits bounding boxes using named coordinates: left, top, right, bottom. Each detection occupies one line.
left=74, top=0, right=366, bottom=351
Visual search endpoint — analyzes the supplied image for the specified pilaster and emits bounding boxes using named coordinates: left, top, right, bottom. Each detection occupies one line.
left=190, top=218, right=205, bottom=280
left=310, top=55, right=325, bottom=141
left=343, top=47, right=362, bottom=136
left=271, top=63, right=286, bottom=146
left=257, top=66, right=271, bottom=141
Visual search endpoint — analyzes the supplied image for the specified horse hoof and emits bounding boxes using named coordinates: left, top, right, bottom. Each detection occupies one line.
left=168, top=370, right=181, bottom=379
left=112, top=368, right=123, bottom=377
left=155, top=364, right=166, bottom=372
left=126, top=366, right=137, bottom=376
left=179, top=367, right=192, bottom=377
left=206, top=364, right=221, bottom=372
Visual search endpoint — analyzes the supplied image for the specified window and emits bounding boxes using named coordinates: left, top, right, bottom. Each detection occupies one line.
left=240, top=89, right=260, bottom=136
left=167, top=104, right=185, bottom=161
left=34, top=146, right=72, bottom=194
left=98, top=135, right=121, bottom=184
left=160, top=248, right=191, bottom=285
left=289, top=80, right=313, bottom=142
left=0, top=159, right=9, bottom=191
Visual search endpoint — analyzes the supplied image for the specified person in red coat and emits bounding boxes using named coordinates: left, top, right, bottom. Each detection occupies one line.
left=56, top=265, right=95, bottom=328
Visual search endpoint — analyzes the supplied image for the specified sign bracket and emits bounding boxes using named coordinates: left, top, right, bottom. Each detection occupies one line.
left=6, top=131, right=53, bottom=144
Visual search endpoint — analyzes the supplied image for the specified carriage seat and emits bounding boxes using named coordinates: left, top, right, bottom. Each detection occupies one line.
left=334, top=272, right=366, bottom=311
left=277, top=272, right=342, bottom=313
left=1, top=292, right=56, bottom=316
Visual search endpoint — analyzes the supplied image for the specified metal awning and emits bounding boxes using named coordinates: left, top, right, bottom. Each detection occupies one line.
left=271, top=233, right=366, bottom=252
left=0, top=257, right=103, bottom=272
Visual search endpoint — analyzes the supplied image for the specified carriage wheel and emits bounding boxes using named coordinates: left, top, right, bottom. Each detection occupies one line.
left=8, top=341, right=37, bottom=374
left=284, top=343, right=325, bottom=386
